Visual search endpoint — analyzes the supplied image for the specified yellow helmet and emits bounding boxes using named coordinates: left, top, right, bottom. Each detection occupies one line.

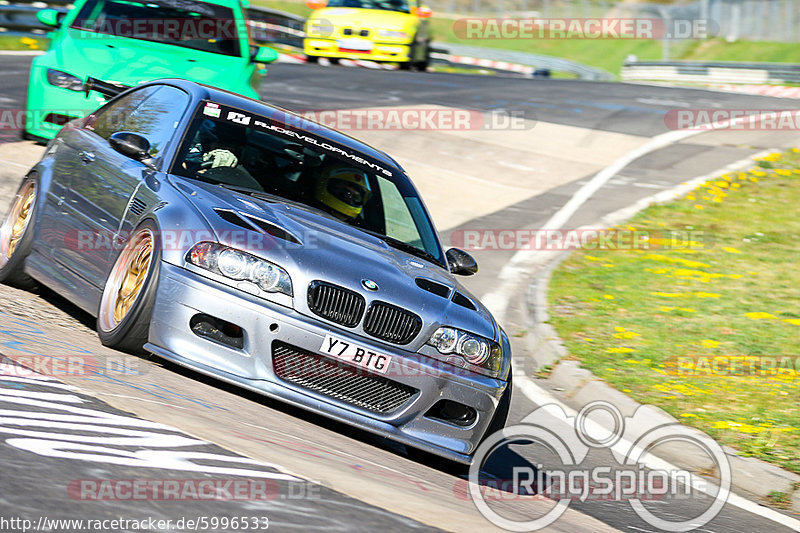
left=314, top=164, right=372, bottom=220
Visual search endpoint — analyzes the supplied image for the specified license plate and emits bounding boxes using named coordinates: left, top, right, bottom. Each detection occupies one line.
left=320, top=335, right=391, bottom=374
left=336, top=38, right=373, bottom=51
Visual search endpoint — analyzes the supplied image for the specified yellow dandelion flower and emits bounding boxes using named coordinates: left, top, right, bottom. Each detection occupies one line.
left=615, top=327, right=626, bottom=332
left=744, top=312, right=776, bottom=320
left=603, top=294, right=615, bottom=300
left=695, top=292, right=721, bottom=298
left=783, top=319, right=800, bottom=326
left=652, top=292, right=683, bottom=298
left=607, top=347, right=635, bottom=353
left=701, top=339, right=720, bottom=348
left=680, top=413, right=698, bottom=418
left=723, top=247, right=742, bottom=254
left=694, top=204, right=705, bottom=210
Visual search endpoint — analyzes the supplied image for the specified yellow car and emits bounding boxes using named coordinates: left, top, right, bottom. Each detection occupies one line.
left=304, top=0, right=432, bottom=70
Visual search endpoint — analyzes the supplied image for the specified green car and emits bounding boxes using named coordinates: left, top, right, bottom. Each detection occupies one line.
left=26, top=0, right=278, bottom=140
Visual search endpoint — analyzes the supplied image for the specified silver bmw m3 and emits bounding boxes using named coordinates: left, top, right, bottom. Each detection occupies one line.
left=0, top=78, right=512, bottom=464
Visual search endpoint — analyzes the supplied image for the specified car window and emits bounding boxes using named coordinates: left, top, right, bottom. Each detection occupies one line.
left=123, top=86, right=190, bottom=157
left=70, top=0, right=242, bottom=57
left=377, top=176, right=423, bottom=247
left=86, top=85, right=189, bottom=158
left=86, top=86, right=159, bottom=140
left=171, top=103, right=446, bottom=267
left=325, top=0, right=410, bottom=13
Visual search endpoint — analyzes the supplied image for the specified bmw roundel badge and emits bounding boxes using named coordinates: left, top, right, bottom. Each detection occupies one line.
left=361, top=279, right=379, bottom=291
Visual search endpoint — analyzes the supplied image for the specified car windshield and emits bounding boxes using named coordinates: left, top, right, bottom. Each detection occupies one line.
left=325, top=0, right=410, bottom=13
left=171, top=102, right=445, bottom=267
left=70, top=0, right=241, bottom=57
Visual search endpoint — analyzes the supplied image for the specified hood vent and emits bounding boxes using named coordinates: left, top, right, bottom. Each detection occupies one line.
left=415, top=278, right=450, bottom=298
left=214, top=208, right=256, bottom=230
left=214, top=209, right=300, bottom=244
left=452, top=292, right=477, bottom=311
left=242, top=214, right=301, bottom=244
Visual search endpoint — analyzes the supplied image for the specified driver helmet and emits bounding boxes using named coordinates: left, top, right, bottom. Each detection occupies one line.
left=314, top=163, right=372, bottom=220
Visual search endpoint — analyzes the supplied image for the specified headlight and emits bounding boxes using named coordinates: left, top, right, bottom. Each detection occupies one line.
left=187, top=242, right=292, bottom=296
left=46, top=69, right=84, bottom=91
left=378, top=29, right=409, bottom=39
left=427, top=326, right=502, bottom=377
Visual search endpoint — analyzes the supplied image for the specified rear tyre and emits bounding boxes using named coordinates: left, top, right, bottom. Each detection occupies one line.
left=305, top=55, right=319, bottom=63
left=328, top=57, right=340, bottom=65
left=97, top=219, right=160, bottom=354
left=0, top=177, right=39, bottom=290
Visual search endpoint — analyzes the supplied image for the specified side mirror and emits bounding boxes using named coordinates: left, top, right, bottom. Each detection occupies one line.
left=109, top=131, right=152, bottom=162
left=36, top=8, right=61, bottom=27
left=415, top=6, right=433, bottom=18
left=306, top=0, right=327, bottom=9
left=252, top=46, right=279, bottom=64
left=446, top=248, right=478, bottom=276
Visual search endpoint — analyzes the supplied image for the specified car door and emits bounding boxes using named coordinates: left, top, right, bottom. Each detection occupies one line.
left=59, top=85, right=189, bottom=289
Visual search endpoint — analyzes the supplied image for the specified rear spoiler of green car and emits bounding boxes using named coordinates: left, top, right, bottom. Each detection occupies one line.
left=84, top=77, right=132, bottom=99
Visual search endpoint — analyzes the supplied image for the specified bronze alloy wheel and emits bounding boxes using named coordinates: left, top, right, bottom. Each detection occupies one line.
left=0, top=180, right=36, bottom=269
left=98, top=228, right=154, bottom=333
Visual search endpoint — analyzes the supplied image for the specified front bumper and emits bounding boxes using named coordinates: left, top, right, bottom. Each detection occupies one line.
left=148, top=262, right=506, bottom=463
left=304, top=38, right=411, bottom=63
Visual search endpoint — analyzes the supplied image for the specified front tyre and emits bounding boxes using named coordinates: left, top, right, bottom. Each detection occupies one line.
left=97, top=220, right=160, bottom=354
left=414, top=42, right=431, bottom=72
left=0, top=177, right=39, bottom=289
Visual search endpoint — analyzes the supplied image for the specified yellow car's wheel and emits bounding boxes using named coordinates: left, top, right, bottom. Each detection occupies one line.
left=0, top=177, right=39, bottom=289
left=97, top=219, right=160, bottom=353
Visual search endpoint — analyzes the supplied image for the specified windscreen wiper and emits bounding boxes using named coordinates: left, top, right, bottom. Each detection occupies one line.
left=358, top=228, right=445, bottom=269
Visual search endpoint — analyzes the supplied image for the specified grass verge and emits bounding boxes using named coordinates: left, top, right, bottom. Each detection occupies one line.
left=0, top=35, right=49, bottom=51
left=548, top=149, right=800, bottom=474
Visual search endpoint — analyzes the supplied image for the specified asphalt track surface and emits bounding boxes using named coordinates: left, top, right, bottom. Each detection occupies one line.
left=1, top=56, right=799, bottom=532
